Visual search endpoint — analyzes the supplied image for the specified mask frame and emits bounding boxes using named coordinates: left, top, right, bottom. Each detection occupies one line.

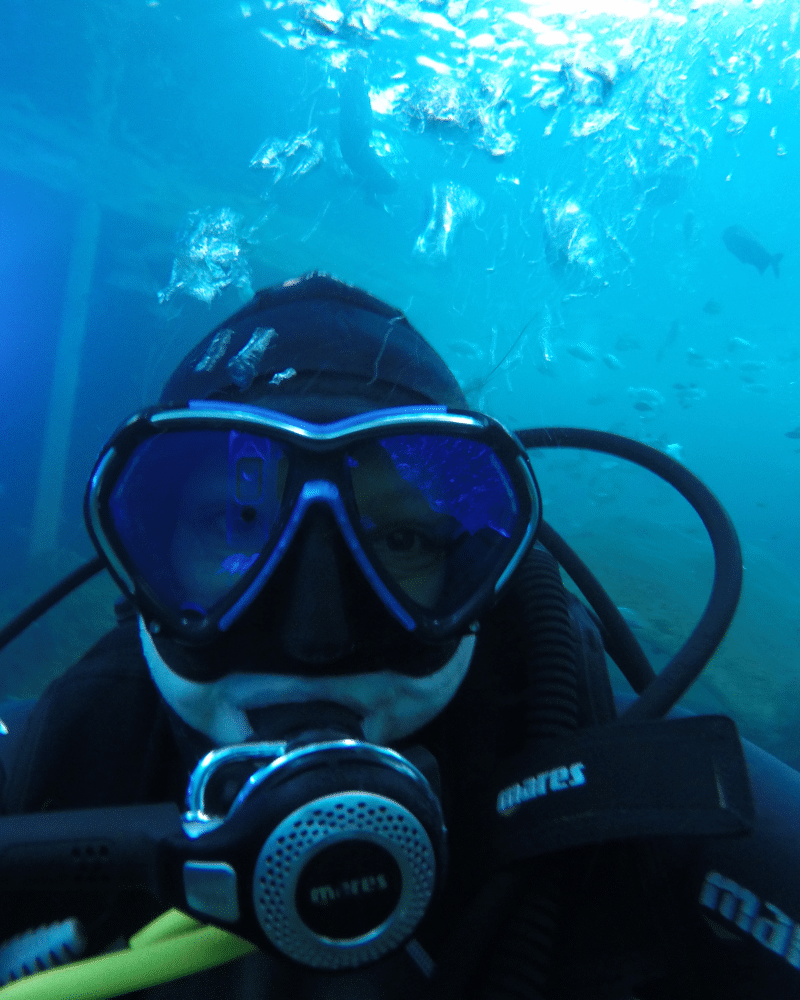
left=85, top=402, right=541, bottom=648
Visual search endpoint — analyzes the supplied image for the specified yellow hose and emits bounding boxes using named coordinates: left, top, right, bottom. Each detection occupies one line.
left=0, top=910, right=257, bottom=1000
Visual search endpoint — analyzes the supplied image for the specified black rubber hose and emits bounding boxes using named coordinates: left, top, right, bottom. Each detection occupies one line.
left=476, top=547, right=578, bottom=999
left=426, top=547, right=580, bottom=1000
left=0, top=557, right=104, bottom=655
left=423, top=872, right=532, bottom=1000
left=518, top=428, right=742, bottom=721
left=478, top=864, right=563, bottom=1000
left=536, top=520, right=656, bottom=693
left=514, top=546, right=579, bottom=741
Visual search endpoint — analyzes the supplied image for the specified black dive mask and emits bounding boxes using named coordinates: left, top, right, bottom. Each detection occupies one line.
left=86, top=402, right=540, bottom=680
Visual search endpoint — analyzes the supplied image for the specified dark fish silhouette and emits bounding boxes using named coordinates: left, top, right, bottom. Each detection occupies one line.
left=656, top=319, right=682, bottom=363
left=683, top=210, right=697, bottom=244
left=785, top=427, right=800, bottom=440
left=722, top=225, right=784, bottom=277
left=339, top=66, right=398, bottom=195
left=702, top=299, right=722, bottom=315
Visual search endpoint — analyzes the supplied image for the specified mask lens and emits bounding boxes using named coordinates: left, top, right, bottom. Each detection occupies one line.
left=348, top=434, right=522, bottom=615
left=109, top=429, right=286, bottom=619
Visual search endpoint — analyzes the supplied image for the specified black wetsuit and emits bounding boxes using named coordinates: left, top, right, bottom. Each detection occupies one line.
left=1, top=608, right=800, bottom=999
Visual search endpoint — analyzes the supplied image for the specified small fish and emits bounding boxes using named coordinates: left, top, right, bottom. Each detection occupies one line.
left=616, top=606, right=647, bottom=630
left=656, top=319, right=682, bottom=363
left=601, top=353, right=622, bottom=370
left=686, top=348, right=719, bottom=370
left=673, top=382, right=705, bottom=409
left=448, top=341, right=485, bottom=360
left=565, top=342, right=597, bottom=362
left=722, top=225, right=784, bottom=277
left=702, top=299, right=722, bottom=315
left=785, top=427, right=800, bottom=439
left=683, top=209, right=697, bottom=245
left=628, top=386, right=664, bottom=413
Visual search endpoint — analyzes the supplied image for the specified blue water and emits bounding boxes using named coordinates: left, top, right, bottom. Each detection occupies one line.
left=0, top=0, right=799, bottom=760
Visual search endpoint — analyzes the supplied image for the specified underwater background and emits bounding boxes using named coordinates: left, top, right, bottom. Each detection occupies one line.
left=1, top=0, right=798, bottom=764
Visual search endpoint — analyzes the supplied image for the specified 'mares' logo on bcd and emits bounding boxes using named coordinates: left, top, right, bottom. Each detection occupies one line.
left=497, top=762, right=586, bottom=816
left=700, top=870, right=800, bottom=973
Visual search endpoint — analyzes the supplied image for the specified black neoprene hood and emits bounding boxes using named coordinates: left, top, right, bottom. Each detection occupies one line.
left=160, top=273, right=467, bottom=408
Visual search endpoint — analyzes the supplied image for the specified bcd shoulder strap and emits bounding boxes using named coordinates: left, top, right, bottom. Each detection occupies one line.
left=488, top=714, right=755, bottom=869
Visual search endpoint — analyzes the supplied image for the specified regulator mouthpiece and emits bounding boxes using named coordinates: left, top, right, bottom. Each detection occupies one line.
left=182, top=724, right=447, bottom=969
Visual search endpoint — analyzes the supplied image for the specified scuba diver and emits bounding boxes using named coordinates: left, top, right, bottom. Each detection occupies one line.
left=0, top=272, right=799, bottom=1000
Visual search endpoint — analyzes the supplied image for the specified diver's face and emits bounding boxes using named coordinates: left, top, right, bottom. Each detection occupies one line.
left=147, top=393, right=476, bottom=748
left=169, top=431, right=454, bottom=614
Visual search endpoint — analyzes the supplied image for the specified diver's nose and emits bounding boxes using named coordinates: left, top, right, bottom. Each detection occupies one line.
left=279, top=505, right=355, bottom=664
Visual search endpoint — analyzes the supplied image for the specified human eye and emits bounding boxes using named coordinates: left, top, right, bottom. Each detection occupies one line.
left=362, top=517, right=457, bottom=609
left=365, top=516, right=458, bottom=573
left=375, top=524, right=447, bottom=559
left=192, top=503, right=261, bottom=543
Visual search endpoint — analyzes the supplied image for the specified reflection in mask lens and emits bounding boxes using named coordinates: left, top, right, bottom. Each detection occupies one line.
left=349, top=435, right=520, bottom=615
left=110, top=430, right=286, bottom=618
left=108, top=427, right=522, bottom=627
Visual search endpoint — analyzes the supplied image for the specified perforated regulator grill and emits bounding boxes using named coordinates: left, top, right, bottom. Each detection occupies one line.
left=253, top=791, right=436, bottom=968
